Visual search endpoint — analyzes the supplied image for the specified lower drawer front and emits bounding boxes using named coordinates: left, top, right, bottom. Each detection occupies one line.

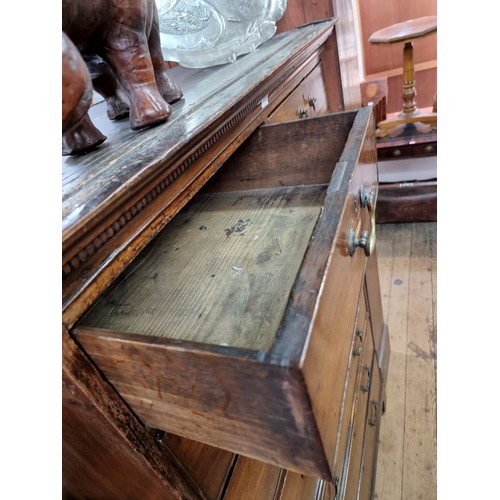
left=222, top=459, right=325, bottom=500
left=223, top=457, right=282, bottom=499
left=331, top=289, right=368, bottom=485
left=342, top=329, right=374, bottom=499
left=157, top=433, right=235, bottom=500
left=358, top=345, right=382, bottom=500
left=280, top=471, right=322, bottom=500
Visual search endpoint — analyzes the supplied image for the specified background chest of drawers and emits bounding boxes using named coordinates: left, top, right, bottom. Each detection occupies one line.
left=62, top=20, right=389, bottom=499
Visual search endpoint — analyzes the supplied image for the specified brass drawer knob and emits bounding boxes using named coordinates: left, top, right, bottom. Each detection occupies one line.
left=368, top=400, right=379, bottom=427
left=297, top=107, right=308, bottom=118
left=348, top=228, right=374, bottom=257
left=303, top=94, right=317, bottom=111
left=359, top=186, right=376, bottom=212
left=349, top=187, right=377, bottom=257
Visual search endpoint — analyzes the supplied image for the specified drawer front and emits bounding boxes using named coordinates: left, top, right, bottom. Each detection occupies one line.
left=331, top=289, right=368, bottom=487
left=223, top=457, right=282, bottom=500
left=156, top=433, right=235, bottom=500
left=279, top=471, right=322, bottom=500
left=342, top=329, right=375, bottom=499
left=318, top=480, right=337, bottom=500
left=268, top=62, right=329, bottom=123
left=376, top=140, right=437, bottom=161
left=358, top=336, right=382, bottom=500
left=301, top=116, right=378, bottom=476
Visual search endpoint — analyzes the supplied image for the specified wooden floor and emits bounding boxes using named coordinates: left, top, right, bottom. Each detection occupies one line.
left=373, top=222, right=437, bottom=500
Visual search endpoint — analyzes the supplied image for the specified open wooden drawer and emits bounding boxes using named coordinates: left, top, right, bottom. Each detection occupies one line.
left=73, top=107, right=378, bottom=480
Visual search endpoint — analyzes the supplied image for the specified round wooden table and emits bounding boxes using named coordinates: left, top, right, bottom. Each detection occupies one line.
left=369, top=16, right=437, bottom=136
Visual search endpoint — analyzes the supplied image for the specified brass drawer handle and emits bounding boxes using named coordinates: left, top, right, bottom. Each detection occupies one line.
left=353, top=346, right=362, bottom=357
left=359, top=186, right=376, bottom=212
left=348, top=219, right=376, bottom=257
left=361, top=366, right=371, bottom=393
left=348, top=188, right=377, bottom=257
left=353, top=328, right=363, bottom=357
left=303, top=94, right=316, bottom=111
left=297, top=106, right=308, bottom=118
left=368, top=399, right=379, bottom=427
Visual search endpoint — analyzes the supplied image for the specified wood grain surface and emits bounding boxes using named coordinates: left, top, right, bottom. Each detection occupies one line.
left=80, top=185, right=325, bottom=351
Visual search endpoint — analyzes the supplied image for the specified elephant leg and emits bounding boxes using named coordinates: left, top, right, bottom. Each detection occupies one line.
left=62, top=114, right=107, bottom=156
left=148, top=6, right=183, bottom=104
left=104, top=29, right=172, bottom=130
left=92, top=65, right=130, bottom=121
left=62, top=32, right=94, bottom=133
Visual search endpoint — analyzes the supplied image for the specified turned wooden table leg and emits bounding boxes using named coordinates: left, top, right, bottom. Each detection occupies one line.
left=401, top=41, right=417, bottom=117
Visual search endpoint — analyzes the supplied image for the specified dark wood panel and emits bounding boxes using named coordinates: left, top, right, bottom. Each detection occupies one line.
left=377, top=140, right=437, bottom=161
left=376, top=181, right=437, bottom=223
left=203, top=111, right=356, bottom=192
left=62, top=329, right=198, bottom=499
left=361, top=78, right=388, bottom=125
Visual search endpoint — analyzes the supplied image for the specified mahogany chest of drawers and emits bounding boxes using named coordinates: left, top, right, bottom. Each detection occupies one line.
left=62, top=19, right=389, bottom=499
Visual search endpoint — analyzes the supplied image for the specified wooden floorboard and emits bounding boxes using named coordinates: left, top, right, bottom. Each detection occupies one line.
left=373, top=222, right=437, bottom=500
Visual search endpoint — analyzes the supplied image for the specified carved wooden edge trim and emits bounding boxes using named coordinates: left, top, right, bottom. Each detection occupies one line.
left=62, top=90, right=272, bottom=278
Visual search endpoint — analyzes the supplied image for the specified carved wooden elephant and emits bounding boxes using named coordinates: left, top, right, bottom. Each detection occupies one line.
left=62, top=0, right=182, bottom=155
left=62, top=32, right=107, bottom=155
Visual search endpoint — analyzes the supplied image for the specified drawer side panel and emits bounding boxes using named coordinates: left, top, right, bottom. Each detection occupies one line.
left=74, top=328, right=331, bottom=479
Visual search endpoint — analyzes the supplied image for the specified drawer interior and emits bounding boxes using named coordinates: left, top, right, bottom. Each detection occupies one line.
left=81, top=184, right=326, bottom=351
left=79, top=112, right=357, bottom=353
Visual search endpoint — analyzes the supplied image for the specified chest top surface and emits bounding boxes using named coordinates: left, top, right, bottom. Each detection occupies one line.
left=62, top=18, right=335, bottom=326
left=62, top=19, right=335, bottom=239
